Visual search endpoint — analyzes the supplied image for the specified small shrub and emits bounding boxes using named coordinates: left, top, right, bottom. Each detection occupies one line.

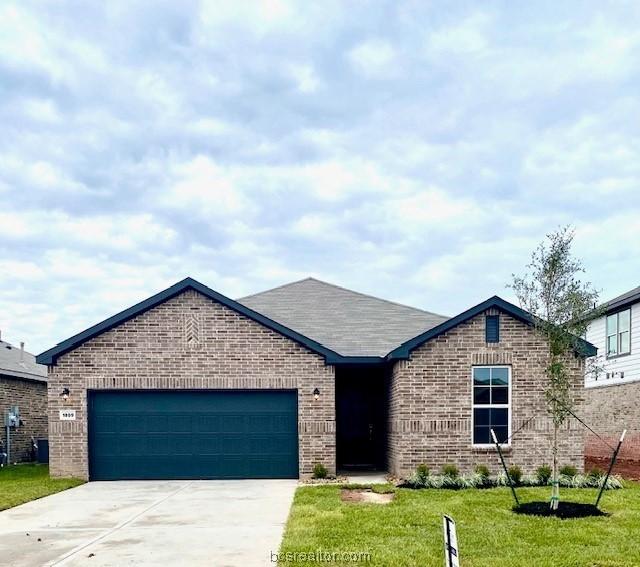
left=601, top=475, right=623, bottom=490
left=475, top=464, right=490, bottom=479
left=570, top=474, right=588, bottom=488
left=587, top=467, right=604, bottom=481
left=560, top=465, right=578, bottom=477
left=406, top=464, right=430, bottom=488
left=312, top=463, right=328, bottom=479
left=465, top=472, right=491, bottom=488
left=536, top=465, right=552, bottom=485
left=507, top=465, right=522, bottom=485
left=559, top=473, right=573, bottom=487
left=441, top=463, right=459, bottom=479
left=440, top=474, right=460, bottom=489
left=416, top=463, right=430, bottom=479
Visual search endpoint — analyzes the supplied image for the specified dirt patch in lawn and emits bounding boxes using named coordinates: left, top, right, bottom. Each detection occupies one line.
left=340, top=489, right=394, bottom=504
left=513, top=501, right=607, bottom=519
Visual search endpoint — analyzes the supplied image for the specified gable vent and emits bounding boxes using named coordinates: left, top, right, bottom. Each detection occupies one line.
left=485, top=314, right=500, bottom=343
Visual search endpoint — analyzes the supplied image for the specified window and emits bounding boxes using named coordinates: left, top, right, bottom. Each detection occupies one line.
left=606, top=309, right=631, bottom=358
left=472, top=366, right=510, bottom=445
left=485, top=315, right=500, bottom=343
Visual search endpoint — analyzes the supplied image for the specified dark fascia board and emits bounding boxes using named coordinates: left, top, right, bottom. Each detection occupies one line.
left=605, top=290, right=640, bottom=314
left=37, top=277, right=346, bottom=366
left=385, top=295, right=597, bottom=360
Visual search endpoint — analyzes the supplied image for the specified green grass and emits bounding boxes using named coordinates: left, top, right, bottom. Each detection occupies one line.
left=0, top=464, right=84, bottom=511
left=279, top=482, right=640, bottom=566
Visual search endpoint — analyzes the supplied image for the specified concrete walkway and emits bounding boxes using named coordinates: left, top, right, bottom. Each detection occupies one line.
left=0, top=480, right=297, bottom=567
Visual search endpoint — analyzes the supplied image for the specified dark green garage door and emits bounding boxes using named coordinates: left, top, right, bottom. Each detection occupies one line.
left=88, top=390, right=298, bottom=480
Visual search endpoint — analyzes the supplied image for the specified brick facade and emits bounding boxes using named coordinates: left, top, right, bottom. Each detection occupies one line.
left=584, top=381, right=640, bottom=479
left=386, top=309, right=585, bottom=477
left=0, top=375, right=47, bottom=463
left=47, top=289, right=335, bottom=480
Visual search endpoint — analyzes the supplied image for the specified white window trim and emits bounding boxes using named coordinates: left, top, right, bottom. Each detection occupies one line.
left=606, top=308, right=631, bottom=359
left=471, top=365, right=512, bottom=448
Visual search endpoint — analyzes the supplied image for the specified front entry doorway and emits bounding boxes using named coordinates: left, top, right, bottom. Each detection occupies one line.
left=336, top=365, right=387, bottom=470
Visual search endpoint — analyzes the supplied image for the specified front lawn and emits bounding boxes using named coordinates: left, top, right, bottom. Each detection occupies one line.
left=279, top=483, right=640, bottom=566
left=0, top=464, right=84, bottom=511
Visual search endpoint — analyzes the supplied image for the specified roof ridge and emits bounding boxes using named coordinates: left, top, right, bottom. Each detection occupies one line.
left=237, top=277, right=317, bottom=301
left=284, top=277, right=450, bottom=319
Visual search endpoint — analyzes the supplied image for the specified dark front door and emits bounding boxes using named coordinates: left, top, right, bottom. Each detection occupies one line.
left=336, top=367, right=386, bottom=469
left=88, top=390, right=298, bottom=480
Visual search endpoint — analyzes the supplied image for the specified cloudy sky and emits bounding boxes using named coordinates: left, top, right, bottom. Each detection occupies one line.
left=1, top=1, right=639, bottom=354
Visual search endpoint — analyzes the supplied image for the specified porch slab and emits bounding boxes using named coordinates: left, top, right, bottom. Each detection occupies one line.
left=340, top=471, right=390, bottom=484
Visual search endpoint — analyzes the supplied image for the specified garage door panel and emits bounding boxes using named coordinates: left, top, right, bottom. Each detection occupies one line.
left=221, top=415, right=245, bottom=433
left=88, top=390, right=298, bottom=480
left=196, top=415, right=221, bottom=433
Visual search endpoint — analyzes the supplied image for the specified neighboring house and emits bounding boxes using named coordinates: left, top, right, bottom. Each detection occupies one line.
left=0, top=333, right=48, bottom=463
left=37, top=277, right=594, bottom=481
left=584, top=285, right=640, bottom=478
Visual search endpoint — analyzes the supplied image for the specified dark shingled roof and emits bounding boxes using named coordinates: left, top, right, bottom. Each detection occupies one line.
left=38, top=277, right=596, bottom=365
left=604, top=285, right=640, bottom=313
left=238, top=278, right=449, bottom=357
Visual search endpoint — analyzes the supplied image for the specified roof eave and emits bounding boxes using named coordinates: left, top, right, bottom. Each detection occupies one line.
left=37, top=277, right=343, bottom=366
left=606, top=294, right=640, bottom=314
left=0, top=370, right=48, bottom=383
left=385, top=295, right=596, bottom=360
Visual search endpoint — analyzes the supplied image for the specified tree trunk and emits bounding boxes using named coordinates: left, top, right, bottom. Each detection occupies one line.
left=550, top=421, right=560, bottom=510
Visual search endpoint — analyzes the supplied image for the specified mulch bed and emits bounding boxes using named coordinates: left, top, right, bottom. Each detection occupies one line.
left=513, top=501, right=607, bottom=519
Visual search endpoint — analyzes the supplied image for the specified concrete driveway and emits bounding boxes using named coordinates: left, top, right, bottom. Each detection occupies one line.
left=0, top=480, right=297, bottom=566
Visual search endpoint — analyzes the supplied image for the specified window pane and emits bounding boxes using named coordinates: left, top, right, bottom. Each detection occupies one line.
left=474, top=427, right=491, bottom=444
left=491, top=408, right=508, bottom=427
left=492, top=387, right=508, bottom=405
left=620, top=331, right=630, bottom=354
left=607, top=335, right=618, bottom=356
left=491, top=367, right=509, bottom=385
left=619, top=310, right=631, bottom=332
left=493, top=426, right=509, bottom=443
left=474, top=387, right=490, bottom=404
left=607, top=314, right=618, bottom=335
left=474, top=408, right=490, bottom=426
left=473, top=367, right=491, bottom=385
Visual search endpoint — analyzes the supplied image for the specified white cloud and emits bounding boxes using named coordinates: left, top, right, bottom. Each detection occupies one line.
left=160, top=155, right=253, bottom=217
left=287, top=64, right=321, bottom=93
left=348, top=39, right=397, bottom=78
left=1, top=1, right=639, bottom=353
left=426, top=13, right=492, bottom=56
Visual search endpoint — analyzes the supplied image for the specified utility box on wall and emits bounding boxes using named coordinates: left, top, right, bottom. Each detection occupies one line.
left=4, top=406, right=20, bottom=428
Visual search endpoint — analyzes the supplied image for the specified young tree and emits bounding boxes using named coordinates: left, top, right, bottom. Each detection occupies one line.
left=510, top=227, right=600, bottom=510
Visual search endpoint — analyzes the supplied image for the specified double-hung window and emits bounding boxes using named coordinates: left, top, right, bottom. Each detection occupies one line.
left=606, top=309, right=631, bottom=358
left=472, top=366, right=510, bottom=445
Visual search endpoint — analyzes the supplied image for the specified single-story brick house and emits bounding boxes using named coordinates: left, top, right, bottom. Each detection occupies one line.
left=1, top=334, right=48, bottom=463
left=37, top=277, right=595, bottom=481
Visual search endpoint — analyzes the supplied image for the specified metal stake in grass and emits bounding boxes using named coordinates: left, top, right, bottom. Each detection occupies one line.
left=595, top=429, right=626, bottom=509
left=491, top=429, right=519, bottom=507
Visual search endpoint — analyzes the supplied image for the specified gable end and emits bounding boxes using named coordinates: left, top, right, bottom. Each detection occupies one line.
left=37, top=278, right=342, bottom=366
